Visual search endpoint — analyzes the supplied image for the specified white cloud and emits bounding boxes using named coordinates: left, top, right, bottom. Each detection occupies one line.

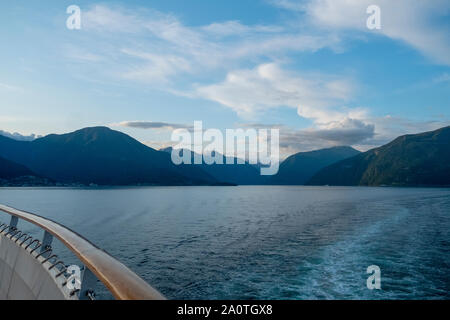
left=77, top=5, right=340, bottom=81
left=276, top=0, right=450, bottom=65
left=83, top=5, right=143, bottom=32
left=201, top=21, right=283, bottom=36
left=236, top=122, right=371, bottom=158
left=195, top=62, right=376, bottom=148
left=304, top=118, right=374, bottom=144
left=196, top=62, right=354, bottom=119
left=121, top=49, right=192, bottom=83
left=242, top=117, right=449, bottom=157
left=268, top=0, right=306, bottom=11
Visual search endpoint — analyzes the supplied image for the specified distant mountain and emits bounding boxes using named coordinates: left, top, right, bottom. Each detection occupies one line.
left=161, top=147, right=265, bottom=185
left=0, top=156, right=35, bottom=179
left=308, top=126, right=450, bottom=186
left=270, top=146, right=361, bottom=185
left=0, top=156, right=55, bottom=186
left=0, top=127, right=216, bottom=186
left=4, top=125, right=448, bottom=187
left=0, top=130, right=40, bottom=141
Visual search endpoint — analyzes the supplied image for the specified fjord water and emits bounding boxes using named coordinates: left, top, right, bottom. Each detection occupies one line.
left=0, top=186, right=449, bottom=299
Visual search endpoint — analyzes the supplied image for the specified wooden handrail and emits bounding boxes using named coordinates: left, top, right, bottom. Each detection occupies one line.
left=0, top=204, right=165, bottom=300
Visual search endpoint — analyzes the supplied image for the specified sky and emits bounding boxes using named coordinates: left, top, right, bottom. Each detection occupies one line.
left=0, top=0, right=449, bottom=158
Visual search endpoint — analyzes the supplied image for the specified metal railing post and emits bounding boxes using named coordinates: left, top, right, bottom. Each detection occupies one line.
left=80, top=267, right=97, bottom=300
left=9, top=216, right=18, bottom=233
left=40, top=230, right=53, bottom=258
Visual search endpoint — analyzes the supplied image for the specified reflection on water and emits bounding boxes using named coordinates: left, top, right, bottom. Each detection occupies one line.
left=0, top=186, right=449, bottom=299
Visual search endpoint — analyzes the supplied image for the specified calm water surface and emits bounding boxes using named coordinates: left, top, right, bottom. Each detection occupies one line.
left=0, top=186, right=449, bottom=299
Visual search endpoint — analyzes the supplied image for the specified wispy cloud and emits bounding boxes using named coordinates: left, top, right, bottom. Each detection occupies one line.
left=273, top=0, right=450, bottom=65
left=201, top=21, right=283, bottom=36
left=268, top=0, right=306, bottom=11
left=83, top=5, right=143, bottom=33
left=65, top=45, right=104, bottom=62
left=196, top=63, right=354, bottom=117
left=74, top=4, right=340, bottom=83
left=0, top=82, right=24, bottom=93
left=121, top=49, right=192, bottom=84
left=433, top=73, right=450, bottom=84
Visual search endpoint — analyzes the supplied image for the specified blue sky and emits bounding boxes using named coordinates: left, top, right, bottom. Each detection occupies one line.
left=0, top=0, right=449, bottom=157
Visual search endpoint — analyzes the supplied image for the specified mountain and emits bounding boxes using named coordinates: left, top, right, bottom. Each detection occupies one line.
left=0, top=156, right=55, bottom=186
left=161, top=147, right=265, bottom=185
left=308, top=126, right=450, bottom=186
left=269, top=146, right=361, bottom=185
left=4, top=125, right=447, bottom=187
left=0, top=156, right=35, bottom=179
left=0, top=127, right=217, bottom=186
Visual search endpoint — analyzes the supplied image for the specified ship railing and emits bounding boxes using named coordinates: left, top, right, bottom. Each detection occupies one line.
left=0, top=204, right=165, bottom=300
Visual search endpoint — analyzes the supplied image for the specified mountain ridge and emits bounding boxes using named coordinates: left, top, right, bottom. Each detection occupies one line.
left=269, top=146, right=360, bottom=185
left=161, top=147, right=265, bottom=185
left=0, top=156, right=36, bottom=179
left=308, top=126, right=450, bottom=186
left=0, top=126, right=217, bottom=186
left=1, top=125, right=449, bottom=187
